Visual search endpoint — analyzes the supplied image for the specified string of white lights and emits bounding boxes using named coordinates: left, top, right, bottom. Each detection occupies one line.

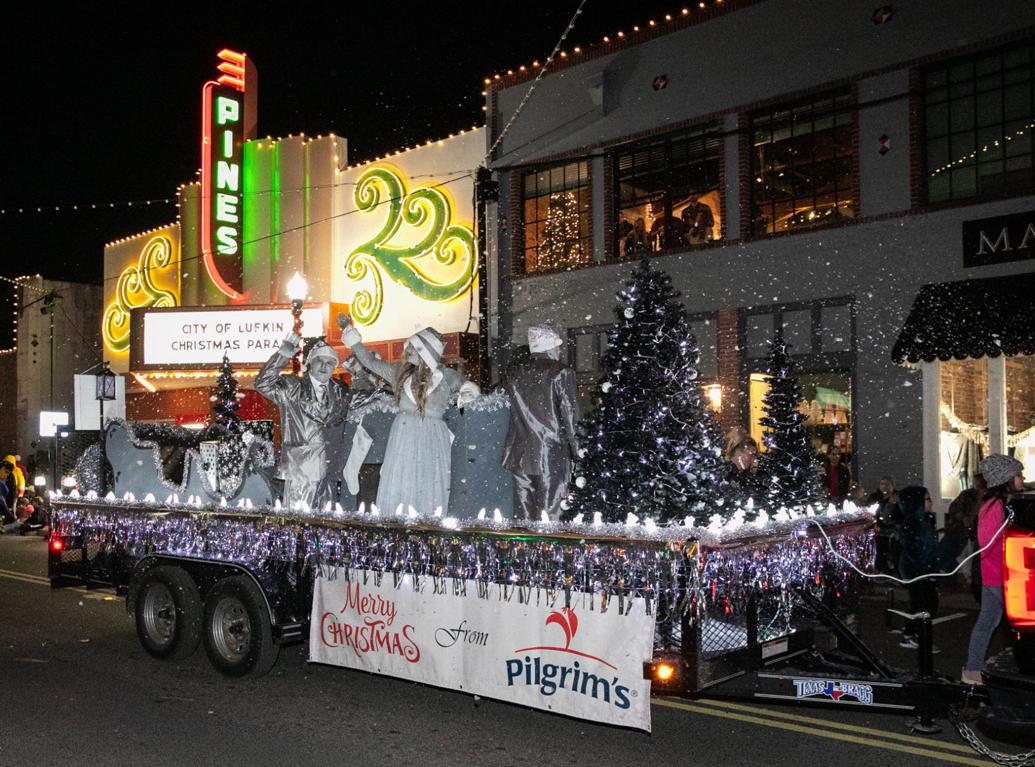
left=928, top=118, right=1035, bottom=178
left=484, top=0, right=591, bottom=164
left=1, top=167, right=480, bottom=219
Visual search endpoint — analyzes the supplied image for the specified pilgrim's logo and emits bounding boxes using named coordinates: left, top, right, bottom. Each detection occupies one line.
left=513, top=607, right=615, bottom=668
left=504, top=608, right=631, bottom=708
left=793, top=679, right=874, bottom=705
left=345, top=165, right=477, bottom=326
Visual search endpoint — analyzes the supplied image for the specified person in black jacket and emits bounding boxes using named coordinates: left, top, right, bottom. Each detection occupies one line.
left=898, top=485, right=939, bottom=649
left=939, top=473, right=986, bottom=577
left=866, top=475, right=899, bottom=573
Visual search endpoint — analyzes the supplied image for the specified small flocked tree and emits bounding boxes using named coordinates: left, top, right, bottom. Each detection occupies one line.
left=757, top=328, right=824, bottom=509
left=537, top=191, right=583, bottom=271
left=211, top=354, right=243, bottom=433
left=566, top=259, right=726, bottom=524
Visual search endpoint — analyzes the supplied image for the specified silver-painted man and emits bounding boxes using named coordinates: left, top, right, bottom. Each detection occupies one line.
left=256, top=333, right=352, bottom=508
left=502, top=324, right=580, bottom=520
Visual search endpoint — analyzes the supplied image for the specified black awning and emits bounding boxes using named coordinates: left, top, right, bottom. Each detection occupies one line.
left=892, top=272, right=1035, bottom=363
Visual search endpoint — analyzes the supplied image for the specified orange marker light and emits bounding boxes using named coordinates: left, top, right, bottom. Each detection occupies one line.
left=655, top=663, right=675, bottom=682
left=1003, top=531, right=1035, bottom=627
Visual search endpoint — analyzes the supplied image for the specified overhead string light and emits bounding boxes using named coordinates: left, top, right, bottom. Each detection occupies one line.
left=4, top=129, right=486, bottom=221
left=0, top=196, right=176, bottom=216
left=928, top=118, right=1035, bottom=177
left=481, top=1, right=729, bottom=97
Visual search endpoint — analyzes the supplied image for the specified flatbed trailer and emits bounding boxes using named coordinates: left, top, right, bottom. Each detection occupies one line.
left=47, top=496, right=1035, bottom=754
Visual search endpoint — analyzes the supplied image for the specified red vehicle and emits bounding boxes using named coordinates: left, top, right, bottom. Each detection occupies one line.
left=978, top=493, right=1035, bottom=743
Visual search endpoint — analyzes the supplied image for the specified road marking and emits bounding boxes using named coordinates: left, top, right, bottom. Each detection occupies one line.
left=0, top=568, right=118, bottom=602
left=682, top=697, right=976, bottom=753
left=653, top=698, right=988, bottom=766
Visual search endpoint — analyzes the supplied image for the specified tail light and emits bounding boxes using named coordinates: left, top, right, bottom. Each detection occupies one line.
left=49, top=537, right=64, bottom=553
left=1003, top=530, right=1035, bottom=628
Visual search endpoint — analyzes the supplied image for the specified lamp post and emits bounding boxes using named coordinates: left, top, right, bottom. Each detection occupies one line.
left=96, top=363, right=117, bottom=494
left=286, top=272, right=308, bottom=375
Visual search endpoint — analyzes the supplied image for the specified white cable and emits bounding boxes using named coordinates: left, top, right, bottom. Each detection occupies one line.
left=484, top=0, right=590, bottom=165
left=806, top=506, right=1014, bottom=586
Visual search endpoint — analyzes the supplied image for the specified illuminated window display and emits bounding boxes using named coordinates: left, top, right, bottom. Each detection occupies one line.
left=938, top=358, right=988, bottom=498
left=750, top=371, right=852, bottom=460
left=750, top=91, right=856, bottom=236
left=924, top=38, right=1035, bottom=203
left=521, top=161, right=591, bottom=274
left=1007, top=355, right=1035, bottom=480
left=614, top=124, right=722, bottom=256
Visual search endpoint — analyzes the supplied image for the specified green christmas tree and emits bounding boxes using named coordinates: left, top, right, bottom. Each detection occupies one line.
left=566, top=259, right=726, bottom=524
left=757, top=327, right=824, bottom=508
left=211, top=354, right=242, bottom=433
left=537, top=191, right=584, bottom=271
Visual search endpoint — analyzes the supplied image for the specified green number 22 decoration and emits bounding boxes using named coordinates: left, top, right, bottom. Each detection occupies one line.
left=345, top=166, right=477, bottom=326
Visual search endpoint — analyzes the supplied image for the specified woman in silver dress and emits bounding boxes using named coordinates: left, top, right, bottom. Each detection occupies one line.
left=338, top=313, right=479, bottom=515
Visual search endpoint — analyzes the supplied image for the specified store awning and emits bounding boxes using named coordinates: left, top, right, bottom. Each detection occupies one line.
left=892, top=272, right=1035, bottom=363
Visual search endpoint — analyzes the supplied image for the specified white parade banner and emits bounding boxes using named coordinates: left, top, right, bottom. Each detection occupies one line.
left=142, top=307, right=325, bottom=366
left=309, top=569, right=656, bottom=731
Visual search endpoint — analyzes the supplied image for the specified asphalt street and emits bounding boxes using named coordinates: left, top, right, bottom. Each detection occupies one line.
left=0, top=533, right=1016, bottom=766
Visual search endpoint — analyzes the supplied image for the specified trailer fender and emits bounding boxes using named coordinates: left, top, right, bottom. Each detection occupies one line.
left=127, top=555, right=276, bottom=628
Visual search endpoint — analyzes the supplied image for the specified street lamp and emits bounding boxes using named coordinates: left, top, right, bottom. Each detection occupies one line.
left=285, top=272, right=308, bottom=375
left=96, top=362, right=117, bottom=495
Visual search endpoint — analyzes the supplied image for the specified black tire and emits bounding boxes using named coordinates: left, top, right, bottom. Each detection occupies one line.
left=1014, top=631, right=1035, bottom=676
left=134, top=565, right=202, bottom=660
left=202, top=575, right=278, bottom=677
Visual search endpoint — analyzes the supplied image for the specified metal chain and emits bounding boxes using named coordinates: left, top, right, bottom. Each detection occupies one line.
left=950, top=692, right=1035, bottom=767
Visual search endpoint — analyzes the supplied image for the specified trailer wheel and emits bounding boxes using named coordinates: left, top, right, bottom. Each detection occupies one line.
left=134, top=566, right=202, bottom=660
left=203, top=576, right=278, bottom=677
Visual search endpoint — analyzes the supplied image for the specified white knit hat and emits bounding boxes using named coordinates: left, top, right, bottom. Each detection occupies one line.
left=528, top=324, right=563, bottom=353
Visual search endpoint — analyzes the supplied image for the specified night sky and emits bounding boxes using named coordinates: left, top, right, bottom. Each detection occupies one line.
left=3, top=1, right=685, bottom=287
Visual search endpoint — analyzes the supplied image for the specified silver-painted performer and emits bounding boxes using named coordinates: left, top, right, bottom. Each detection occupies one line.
left=502, top=324, right=580, bottom=520
left=256, top=333, right=352, bottom=509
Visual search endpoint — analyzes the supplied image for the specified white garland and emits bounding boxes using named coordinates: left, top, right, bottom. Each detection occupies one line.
left=50, top=488, right=874, bottom=549
left=941, top=402, right=1035, bottom=448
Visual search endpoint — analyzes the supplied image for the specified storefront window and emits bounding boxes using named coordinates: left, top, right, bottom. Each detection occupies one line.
left=614, top=124, right=722, bottom=258
left=938, top=358, right=988, bottom=499
left=1006, top=355, right=1035, bottom=481
left=520, top=161, right=591, bottom=274
left=749, top=371, right=852, bottom=463
left=924, top=38, right=1035, bottom=203
left=749, top=90, right=856, bottom=236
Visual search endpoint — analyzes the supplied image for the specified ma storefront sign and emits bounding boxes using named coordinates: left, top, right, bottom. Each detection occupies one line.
left=963, top=210, right=1035, bottom=267
left=134, top=306, right=325, bottom=368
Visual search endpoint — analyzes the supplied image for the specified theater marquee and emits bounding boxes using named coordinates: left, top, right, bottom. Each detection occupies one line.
left=133, top=305, right=326, bottom=369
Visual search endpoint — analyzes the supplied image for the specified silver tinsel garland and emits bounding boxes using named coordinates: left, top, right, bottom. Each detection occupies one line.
left=51, top=502, right=872, bottom=626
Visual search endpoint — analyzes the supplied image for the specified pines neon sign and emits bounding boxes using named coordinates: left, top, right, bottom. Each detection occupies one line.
left=201, top=49, right=255, bottom=302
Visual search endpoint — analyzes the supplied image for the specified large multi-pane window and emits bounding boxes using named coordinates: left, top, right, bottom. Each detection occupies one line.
left=749, top=91, right=856, bottom=236
left=615, top=124, right=722, bottom=257
left=924, top=39, right=1035, bottom=203
left=520, top=161, right=591, bottom=274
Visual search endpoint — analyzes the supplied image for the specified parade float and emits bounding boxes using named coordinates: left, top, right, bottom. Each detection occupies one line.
left=49, top=260, right=889, bottom=734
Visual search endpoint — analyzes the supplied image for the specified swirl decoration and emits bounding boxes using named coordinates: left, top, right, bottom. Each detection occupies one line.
left=345, top=167, right=477, bottom=326
left=102, top=235, right=179, bottom=353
